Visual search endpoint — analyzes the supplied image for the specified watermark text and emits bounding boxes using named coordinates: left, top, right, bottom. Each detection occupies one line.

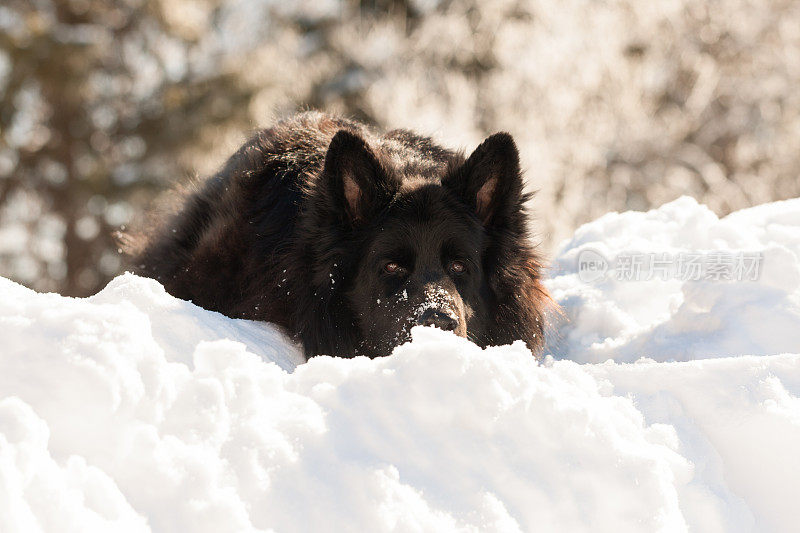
left=577, top=249, right=763, bottom=283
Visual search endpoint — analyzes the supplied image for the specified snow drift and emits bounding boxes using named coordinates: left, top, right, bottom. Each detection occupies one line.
left=1, top=197, right=799, bottom=533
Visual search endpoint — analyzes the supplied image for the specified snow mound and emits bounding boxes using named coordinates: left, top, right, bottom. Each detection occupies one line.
left=547, top=196, right=800, bottom=362
left=1, top=197, right=799, bottom=532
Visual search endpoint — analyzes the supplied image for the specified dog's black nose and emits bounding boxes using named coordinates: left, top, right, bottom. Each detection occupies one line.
left=417, top=309, right=458, bottom=331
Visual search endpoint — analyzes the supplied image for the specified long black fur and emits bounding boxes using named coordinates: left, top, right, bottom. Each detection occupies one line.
left=126, top=112, right=551, bottom=359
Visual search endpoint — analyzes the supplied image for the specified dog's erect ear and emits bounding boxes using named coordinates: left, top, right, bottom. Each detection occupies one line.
left=444, top=133, right=523, bottom=225
left=322, top=130, right=395, bottom=224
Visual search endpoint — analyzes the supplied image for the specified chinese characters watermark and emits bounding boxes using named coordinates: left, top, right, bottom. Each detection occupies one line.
left=577, top=249, right=763, bottom=283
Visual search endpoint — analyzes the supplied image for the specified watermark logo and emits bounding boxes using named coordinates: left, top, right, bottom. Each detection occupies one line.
left=577, top=248, right=609, bottom=282
left=576, top=248, right=763, bottom=282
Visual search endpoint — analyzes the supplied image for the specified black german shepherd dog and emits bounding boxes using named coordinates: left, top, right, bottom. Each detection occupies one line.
left=127, top=112, right=550, bottom=359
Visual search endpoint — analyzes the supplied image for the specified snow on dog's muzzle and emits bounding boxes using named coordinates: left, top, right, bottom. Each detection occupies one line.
left=413, top=285, right=466, bottom=336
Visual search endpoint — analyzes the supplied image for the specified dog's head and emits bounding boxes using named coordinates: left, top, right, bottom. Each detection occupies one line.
left=316, top=129, right=531, bottom=358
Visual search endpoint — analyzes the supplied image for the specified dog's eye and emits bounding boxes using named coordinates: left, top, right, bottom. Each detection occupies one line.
left=449, top=261, right=466, bottom=275
left=384, top=262, right=405, bottom=274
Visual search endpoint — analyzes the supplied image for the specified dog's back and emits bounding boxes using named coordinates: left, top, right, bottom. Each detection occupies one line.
left=128, top=114, right=349, bottom=321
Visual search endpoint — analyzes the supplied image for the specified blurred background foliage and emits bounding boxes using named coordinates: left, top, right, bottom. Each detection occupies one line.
left=2, top=0, right=800, bottom=296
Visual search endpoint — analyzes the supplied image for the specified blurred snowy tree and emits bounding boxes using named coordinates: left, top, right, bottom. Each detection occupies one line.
left=0, top=0, right=258, bottom=295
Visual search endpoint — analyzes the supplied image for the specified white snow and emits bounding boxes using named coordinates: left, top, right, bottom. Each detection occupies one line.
left=1, top=196, right=799, bottom=532
left=548, top=196, right=800, bottom=363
